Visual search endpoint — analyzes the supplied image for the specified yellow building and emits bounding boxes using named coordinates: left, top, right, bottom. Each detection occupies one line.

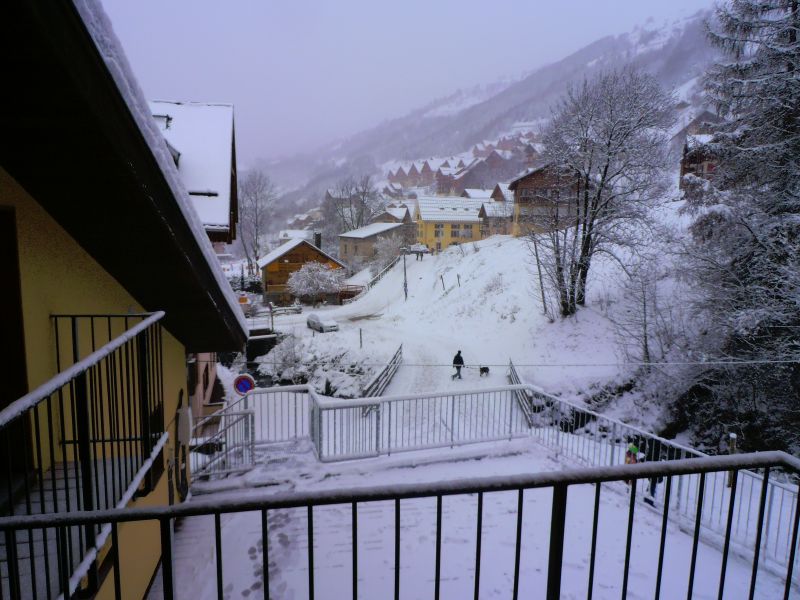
left=1, top=3, right=247, bottom=598
left=413, top=196, right=487, bottom=252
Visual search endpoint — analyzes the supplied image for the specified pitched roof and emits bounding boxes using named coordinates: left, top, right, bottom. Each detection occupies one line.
left=493, top=183, right=514, bottom=202
left=148, top=100, right=235, bottom=231
left=386, top=206, right=410, bottom=220
left=257, top=238, right=345, bottom=269
left=482, top=201, right=513, bottom=218
left=462, top=188, right=493, bottom=199
left=415, top=197, right=485, bottom=223
left=339, top=222, right=405, bottom=239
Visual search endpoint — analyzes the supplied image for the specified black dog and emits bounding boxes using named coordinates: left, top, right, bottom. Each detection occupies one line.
left=479, top=366, right=490, bottom=377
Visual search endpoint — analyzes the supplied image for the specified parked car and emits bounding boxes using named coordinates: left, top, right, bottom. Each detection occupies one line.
left=306, top=313, right=339, bottom=332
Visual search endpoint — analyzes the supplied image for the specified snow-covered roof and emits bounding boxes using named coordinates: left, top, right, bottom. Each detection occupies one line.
left=148, top=100, right=235, bottom=231
left=415, top=197, right=485, bottom=223
left=72, top=1, right=247, bottom=341
left=483, top=201, right=513, bottom=218
left=339, top=222, right=404, bottom=240
left=257, top=238, right=344, bottom=269
left=462, top=189, right=493, bottom=199
left=386, top=207, right=409, bottom=220
left=686, top=133, right=714, bottom=149
left=493, top=183, right=513, bottom=203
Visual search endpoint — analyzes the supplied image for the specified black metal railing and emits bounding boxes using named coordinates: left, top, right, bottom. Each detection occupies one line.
left=0, top=451, right=797, bottom=599
left=0, top=312, right=166, bottom=598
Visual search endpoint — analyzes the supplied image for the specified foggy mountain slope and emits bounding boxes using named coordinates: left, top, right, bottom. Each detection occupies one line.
left=270, top=10, right=718, bottom=213
left=327, top=11, right=715, bottom=164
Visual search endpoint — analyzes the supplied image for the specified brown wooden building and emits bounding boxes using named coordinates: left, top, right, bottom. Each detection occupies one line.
left=258, top=239, right=345, bottom=304
left=508, top=164, right=578, bottom=236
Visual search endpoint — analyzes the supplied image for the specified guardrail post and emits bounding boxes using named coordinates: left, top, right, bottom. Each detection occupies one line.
left=450, top=394, right=456, bottom=448
left=508, top=391, right=514, bottom=440
left=609, top=423, right=617, bottom=466
left=676, top=450, right=684, bottom=512
left=375, top=403, right=381, bottom=456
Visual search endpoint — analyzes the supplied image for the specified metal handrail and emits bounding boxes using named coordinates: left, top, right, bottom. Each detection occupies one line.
left=0, top=311, right=165, bottom=427
left=0, top=451, right=795, bottom=528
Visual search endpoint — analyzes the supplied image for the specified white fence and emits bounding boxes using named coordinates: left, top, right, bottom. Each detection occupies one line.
left=193, top=381, right=799, bottom=584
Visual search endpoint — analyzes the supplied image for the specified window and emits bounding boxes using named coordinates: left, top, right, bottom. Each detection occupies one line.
left=436, top=241, right=441, bottom=251
left=450, top=223, right=459, bottom=236
left=343, top=244, right=348, bottom=255
left=462, top=225, right=473, bottom=239
left=434, top=223, right=444, bottom=238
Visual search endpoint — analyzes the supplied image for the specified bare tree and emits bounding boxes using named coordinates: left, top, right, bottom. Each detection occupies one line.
left=529, top=67, right=675, bottom=317
left=239, top=170, right=276, bottom=274
left=328, top=175, right=381, bottom=232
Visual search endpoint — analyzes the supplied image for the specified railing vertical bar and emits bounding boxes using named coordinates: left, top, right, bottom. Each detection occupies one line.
left=215, top=513, right=224, bottom=600
left=262, top=509, right=270, bottom=600
left=783, top=482, right=800, bottom=600
left=546, top=483, right=568, bottom=600
left=748, top=467, right=770, bottom=600
left=587, top=482, right=601, bottom=600
left=687, top=472, right=706, bottom=600
left=435, top=494, right=442, bottom=600
left=352, top=502, right=358, bottom=600
left=4, top=529, right=20, bottom=600
left=654, top=476, right=672, bottom=600
left=111, top=522, right=122, bottom=599
left=512, top=489, right=524, bottom=600
left=718, top=470, right=738, bottom=600
left=160, top=517, right=175, bottom=600
left=621, top=479, right=637, bottom=600
left=308, top=505, right=315, bottom=600
left=394, top=498, right=400, bottom=600
left=474, top=492, right=483, bottom=600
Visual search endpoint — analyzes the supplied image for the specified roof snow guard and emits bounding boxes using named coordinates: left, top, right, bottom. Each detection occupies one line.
left=1, top=1, right=247, bottom=351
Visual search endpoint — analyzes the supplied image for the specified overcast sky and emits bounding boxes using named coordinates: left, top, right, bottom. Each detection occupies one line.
left=101, top=0, right=715, bottom=163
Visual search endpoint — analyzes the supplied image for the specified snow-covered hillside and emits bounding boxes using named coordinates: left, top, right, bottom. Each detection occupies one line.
left=262, top=235, right=626, bottom=402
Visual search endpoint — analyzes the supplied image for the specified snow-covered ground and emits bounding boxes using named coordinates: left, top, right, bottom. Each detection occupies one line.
left=161, top=438, right=792, bottom=599
left=254, top=235, right=624, bottom=402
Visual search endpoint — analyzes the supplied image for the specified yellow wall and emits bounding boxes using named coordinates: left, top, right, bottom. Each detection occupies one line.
left=416, top=220, right=481, bottom=251
left=1, top=167, right=189, bottom=598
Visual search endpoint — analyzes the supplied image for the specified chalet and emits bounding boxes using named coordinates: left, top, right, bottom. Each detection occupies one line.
left=149, top=101, right=238, bottom=251
left=492, top=182, right=513, bottom=203
left=339, top=222, right=407, bottom=262
left=680, top=134, right=717, bottom=189
left=669, top=109, right=721, bottom=157
left=481, top=198, right=514, bottom=236
left=372, top=203, right=413, bottom=224
left=382, top=182, right=404, bottom=199
left=258, top=238, right=345, bottom=304
left=413, top=197, right=486, bottom=252
left=395, top=166, right=408, bottom=186
left=1, top=3, right=247, bottom=597
left=420, top=160, right=435, bottom=185
left=508, top=164, right=578, bottom=236
left=407, top=163, right=421, bottom=186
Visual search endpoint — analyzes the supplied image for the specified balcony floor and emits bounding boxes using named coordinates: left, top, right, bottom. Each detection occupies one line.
left=149, top=438, right=796, bottom=599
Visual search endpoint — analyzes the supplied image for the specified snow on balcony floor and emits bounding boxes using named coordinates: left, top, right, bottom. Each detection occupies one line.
left=153, top=438, right=792, bottom=599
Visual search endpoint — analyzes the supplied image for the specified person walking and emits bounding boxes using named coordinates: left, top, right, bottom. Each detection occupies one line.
left=452, top=350, right=464, bottom=380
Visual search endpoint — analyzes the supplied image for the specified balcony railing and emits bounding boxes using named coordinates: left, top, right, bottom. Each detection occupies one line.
left=193, top=380, right=800, bottom=586
left=0, top=312, right=167, bottom=598
left=0, top=452, right=797, bottom=599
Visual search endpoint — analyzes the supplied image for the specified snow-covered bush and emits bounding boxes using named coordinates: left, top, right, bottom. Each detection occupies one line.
left=256, top=334, right=385, bottom=398
left=369, top=234, right=404, bottom=276
left=287, top=261, right=345, bottom=303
